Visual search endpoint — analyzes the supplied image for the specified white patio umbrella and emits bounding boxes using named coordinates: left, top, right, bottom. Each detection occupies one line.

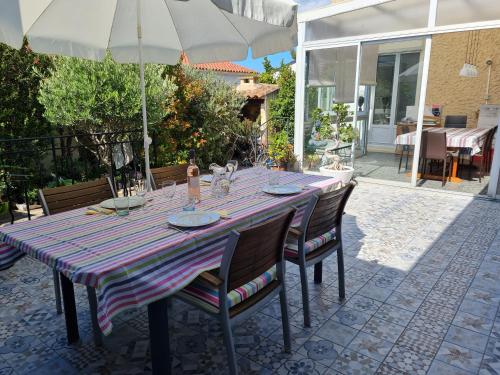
left=0, top=0, right=297, bottom=188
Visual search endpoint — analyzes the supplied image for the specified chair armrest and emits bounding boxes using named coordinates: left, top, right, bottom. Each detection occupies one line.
left=199, top=271, right=223, bottom=287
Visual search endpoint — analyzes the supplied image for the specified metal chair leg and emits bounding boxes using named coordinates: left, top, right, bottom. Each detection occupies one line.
left=314, top=262, right=322, bottom=284
left=53, top=269, right=62, bottom=314
left=442, top=159, right=446, bottom=187
left=221, top=310, right=238, bottom=375
left=337, top=248, right=346, bottom=301
left=398, top=152, right=403, bottom=173
left=86, top=287, right=103, bottom=346
left=298, top=265, right=311, bottom=327
left=279, top=286, right=291, bottom=353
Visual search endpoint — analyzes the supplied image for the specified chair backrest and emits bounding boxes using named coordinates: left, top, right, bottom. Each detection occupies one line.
left=151, top=164, right=188, bottom=190
left=444, top=115, right=467, bottom=128
left=223, top=208, right=296, bottom=291
left=39, top=177, right=115, bottom=215
left=421, top=131, right=447, bottom=160
left=483, top=127, right=496, bottom=152
left=305, top=182, right=355, bottom=242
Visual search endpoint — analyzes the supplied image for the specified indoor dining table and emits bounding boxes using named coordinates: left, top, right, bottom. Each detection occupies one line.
left=0, top=169, right=339, bottom=375
left=395, top=127, right=492, bottom=182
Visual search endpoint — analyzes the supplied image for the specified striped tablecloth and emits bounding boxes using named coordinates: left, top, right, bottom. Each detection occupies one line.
left=0, top=170, right=338, bottom=335
left=395, top=127, right=491, bottom=155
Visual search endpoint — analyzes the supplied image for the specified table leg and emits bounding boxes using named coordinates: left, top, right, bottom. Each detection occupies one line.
left=59, top=273, right=80, bottom=344
left=449, top=155, right=463, bottom=183
left=148, top=298, right=171, bottom=375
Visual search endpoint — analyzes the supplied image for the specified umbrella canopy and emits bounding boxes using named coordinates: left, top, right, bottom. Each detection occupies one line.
left=0, top=0, right=297, bottom=186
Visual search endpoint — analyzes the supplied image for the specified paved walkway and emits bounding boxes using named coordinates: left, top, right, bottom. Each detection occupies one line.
left=0, top=181, right=499, bottom=374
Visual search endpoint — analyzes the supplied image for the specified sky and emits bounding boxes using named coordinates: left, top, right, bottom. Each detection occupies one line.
left=234, top=0, right=331, bottom=72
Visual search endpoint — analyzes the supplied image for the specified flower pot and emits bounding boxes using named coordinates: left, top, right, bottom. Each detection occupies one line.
left=272, top=165, right=287, bottom=171
left=319, top=165, right=354, bottom=185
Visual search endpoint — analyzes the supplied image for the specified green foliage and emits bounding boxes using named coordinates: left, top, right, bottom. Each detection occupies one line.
left=258, top=57, right=276, bottom=84
left=39, top=53, right=172, bottom=133
left=268, top=129, right=294, bottom=165
left=333, top=103, right=358, bottom=143
left=158, top=65, right=245, bottom=169
left=269, top=62, right=295, bottom=140
left=0, top=42, right=52, bottom=138
left=311, top=108, right=333, bottom=140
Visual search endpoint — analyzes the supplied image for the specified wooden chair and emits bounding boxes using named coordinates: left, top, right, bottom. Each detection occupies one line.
left=150, top=164, right=188, bottom=190
left=38, top=177, right=115, bottom=345
left=176, top=208, right=296, bottom=375
left=285, top=182, right=356, bottom=327
left=419, top=131, right=454, bottom=186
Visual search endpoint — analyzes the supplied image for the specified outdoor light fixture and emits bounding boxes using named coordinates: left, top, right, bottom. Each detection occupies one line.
left=459, top=30, right=480, bottom=78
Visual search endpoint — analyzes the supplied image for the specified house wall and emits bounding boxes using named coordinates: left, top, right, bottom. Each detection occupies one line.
left=426, top=28, right=500, bottom=128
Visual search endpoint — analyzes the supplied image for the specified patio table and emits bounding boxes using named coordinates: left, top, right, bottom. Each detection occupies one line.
left=0, top=169, right=338, bottom=375
left=395, top=127, right=491, bottom=182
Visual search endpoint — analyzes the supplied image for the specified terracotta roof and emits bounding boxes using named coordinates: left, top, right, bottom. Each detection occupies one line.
left=236, top=83, right=279, bottom=99
left=181, top=54, right=256, bottom=74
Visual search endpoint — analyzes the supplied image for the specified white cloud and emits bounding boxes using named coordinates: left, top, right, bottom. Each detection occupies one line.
left=296, top=0, right=331, bottom=11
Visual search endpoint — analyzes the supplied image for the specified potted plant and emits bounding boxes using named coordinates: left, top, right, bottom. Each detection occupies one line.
left=269, top=129, right=295, bottom=170
left=319, top=154, right=354, bottom=185
left=309, top=108, right=332, bottom=147
left=332, top=103, right=358, bottom=144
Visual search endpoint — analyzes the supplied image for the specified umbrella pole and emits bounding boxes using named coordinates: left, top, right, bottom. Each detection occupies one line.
left=137, top=0, right=152, bottom=191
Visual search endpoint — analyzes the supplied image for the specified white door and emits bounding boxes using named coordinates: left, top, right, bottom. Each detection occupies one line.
left=368, top=52, right=421, bottom=146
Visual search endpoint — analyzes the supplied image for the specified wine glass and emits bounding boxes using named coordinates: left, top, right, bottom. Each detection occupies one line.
left=162, top=180, right=176, bottom=200
left=227, top=160, right=238, bottom=182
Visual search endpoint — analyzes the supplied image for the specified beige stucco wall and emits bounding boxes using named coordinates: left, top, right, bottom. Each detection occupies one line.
left=426, top=29, right=500, bottom=128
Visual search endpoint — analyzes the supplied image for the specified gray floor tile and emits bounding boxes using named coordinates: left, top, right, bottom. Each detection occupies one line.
left=347, top=331, right=393, bottom=362
left=453, top=311, right=494, bottom=335
left=445, top=325, right=489, bottom=353
left=427, top=359, right=474, bottom=375
left=435, top=341, right=483, bottom=373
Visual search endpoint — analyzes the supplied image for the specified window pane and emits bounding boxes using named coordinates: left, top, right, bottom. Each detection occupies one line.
left=373, top=55, right=395, bottom=125
left=306, top=0, right=429, bottom=42
left=396, top=53, right=421, bottom=123
left=436, top=0, right=500, bottom=26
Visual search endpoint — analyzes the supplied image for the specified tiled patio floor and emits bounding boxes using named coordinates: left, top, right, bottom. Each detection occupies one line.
left=1, top=181, right=499, bottom=374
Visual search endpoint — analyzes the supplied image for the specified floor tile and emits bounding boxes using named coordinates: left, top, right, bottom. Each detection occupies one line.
left=298, top=336, right=343, bottom=367
left=385, top=292, right=423, bottom=313
left=330, top=348, right=381, bottom=375
left=373, top=303, right=414, bottom=326
left=427, top=359, right=474, bottom=375
left=383, top=344, right=432, bottom=375
left=316, top=320, right=358, bottom=347
left=361, top=317, right=405, bottom=343
left=347, top=331, right=393, bottom=362
left=435, top=341, right=483, bottom=373
left=331, top=307, right=370, bottom=330
left=445, top=325, right=489, bottom=353
left=396, top=328, right=442, bottom=357
left=453, top=311, right=494, bottom=335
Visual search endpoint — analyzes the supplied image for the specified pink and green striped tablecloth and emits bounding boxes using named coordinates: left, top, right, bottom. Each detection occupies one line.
left=395, top=127, right=492, bottom=155
left=0, top=170, right=339, bottom=335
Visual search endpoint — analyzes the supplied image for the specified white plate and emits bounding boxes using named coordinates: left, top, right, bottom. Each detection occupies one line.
left=100, top=196, right=145, bottom=210
left=167, top=211, right=220, bottom=228
left=262, top=184, right=302, bottom=195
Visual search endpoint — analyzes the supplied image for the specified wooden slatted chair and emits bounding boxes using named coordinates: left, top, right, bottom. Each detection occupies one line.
left=176, top=208, right=296, bottom=375
left=38, top=177, right=115, bottom=345
left=285, top=182, right=356, bottom=327
left=150, top=164, right=188, bottom=190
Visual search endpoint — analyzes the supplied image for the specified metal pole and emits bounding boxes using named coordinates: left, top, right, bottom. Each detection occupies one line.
left=137, top=0, right=152, bottom=191
left=410, top=36, right=433, bottom=186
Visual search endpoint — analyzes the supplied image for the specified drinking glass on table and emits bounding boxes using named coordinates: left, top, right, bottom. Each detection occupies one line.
left=162, top=180, right=176, bottom=200
left=227, top=160, right=238, bottom=182
left=268, top=170, right=280, bottom=186
left=114, top=197, right=130, bottom=216
left=134, top=178, right=147, bottom=201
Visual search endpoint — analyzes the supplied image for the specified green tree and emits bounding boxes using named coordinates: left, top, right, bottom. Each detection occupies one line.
left=0, top=42, right=52, bottom=139
left=259, top=57, right=276, bottom=84
left=159, top=65, right=245, bottom=169
left=269, top=62, right=295, bottom=140
left=38, top=53, right=174, bottom=165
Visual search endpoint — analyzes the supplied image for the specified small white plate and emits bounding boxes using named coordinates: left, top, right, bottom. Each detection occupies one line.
left=262, top=184, right=302, bottom=195
left=167, top=211, right=220, bottom=228
left=100, top=196, right=145, bottom=210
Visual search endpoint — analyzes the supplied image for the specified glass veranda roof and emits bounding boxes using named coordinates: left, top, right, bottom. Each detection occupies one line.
left=303, top=0, right=500, bottom=42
